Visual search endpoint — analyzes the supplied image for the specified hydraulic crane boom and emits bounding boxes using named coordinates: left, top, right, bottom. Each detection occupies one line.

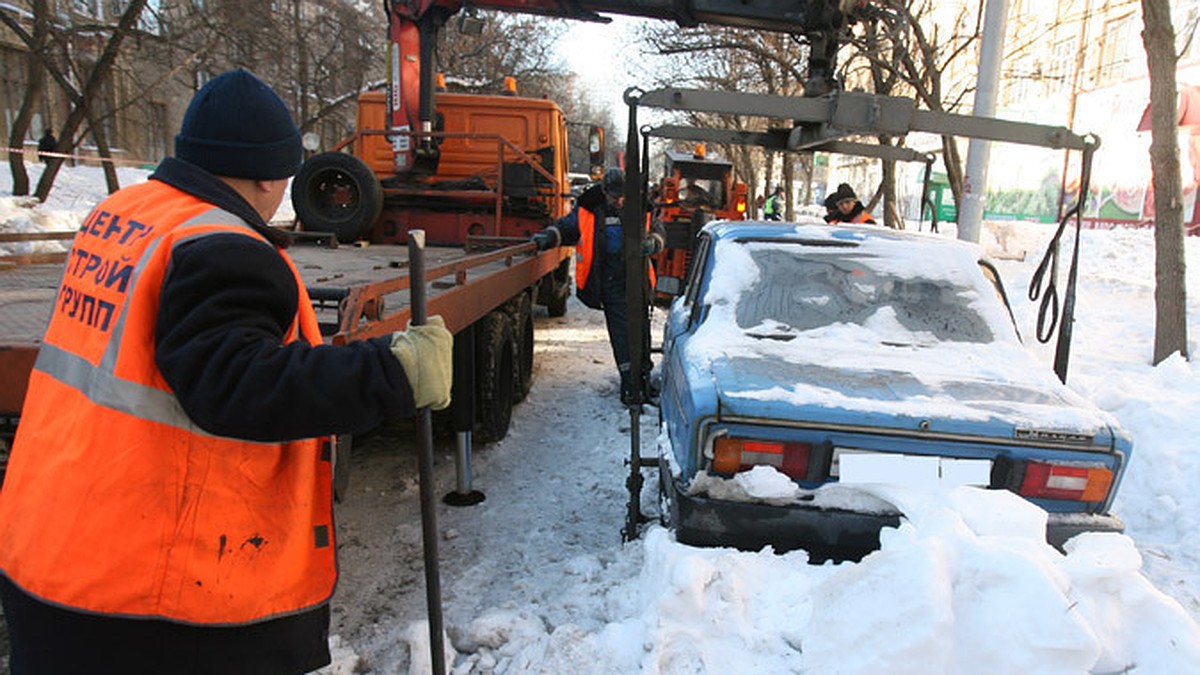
left=383, top=0, right=874, bottom=173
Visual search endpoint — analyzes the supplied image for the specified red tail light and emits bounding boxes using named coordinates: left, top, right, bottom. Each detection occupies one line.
left=712, top=437, right=812, bottom=479
left=1019, top=462, right=1113, bottom=502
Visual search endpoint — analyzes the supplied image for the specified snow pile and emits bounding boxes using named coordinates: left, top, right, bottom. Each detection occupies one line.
left=402, top=486, right=1199, bottom=674
left=0, top=163, right=294, bottom=257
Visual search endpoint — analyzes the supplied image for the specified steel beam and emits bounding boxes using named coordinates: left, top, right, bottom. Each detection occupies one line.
left=637, top=87, right=1094, bottom=152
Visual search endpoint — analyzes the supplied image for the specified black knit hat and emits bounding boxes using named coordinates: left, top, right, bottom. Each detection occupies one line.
left=603, top=168, right=624, bottom=196
left=175, top=70, right=302, bottom=180
left=833, top=183, right=857, bottom=202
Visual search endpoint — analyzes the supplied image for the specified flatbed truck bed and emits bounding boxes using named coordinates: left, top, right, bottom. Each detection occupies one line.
left=0, top=232, right=572, bottom=449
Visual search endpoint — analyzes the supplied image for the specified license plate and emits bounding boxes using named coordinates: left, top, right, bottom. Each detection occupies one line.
left=833, top=448, right=992, bottom=487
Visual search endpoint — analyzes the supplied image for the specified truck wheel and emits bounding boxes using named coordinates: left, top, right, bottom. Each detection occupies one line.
left=543, top=259, right=571, bottom=318
left=333, top=433, right=353, bottom=503
left=509, top=292, right=534, bottom=402
left=474, top=311, right=516, bottom=444
left=544, top=289, right=568, bottom=318
left=292, top=152, right=382, bottom=242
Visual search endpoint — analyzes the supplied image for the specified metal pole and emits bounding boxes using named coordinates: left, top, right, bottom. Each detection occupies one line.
left=621, top=88, right=646, bottom=543
left=407, top=230, right=446, bottom=675
left=958, top=0, right=1010, bottom=243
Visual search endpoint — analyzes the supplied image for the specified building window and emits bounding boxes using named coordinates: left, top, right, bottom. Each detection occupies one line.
left=1097, top=14, right=1136, bottom=85
left=1048, top=37, right=1078, bottom=86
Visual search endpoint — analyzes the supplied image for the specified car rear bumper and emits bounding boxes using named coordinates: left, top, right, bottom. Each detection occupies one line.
left=665, top=475, right=900, bottom=563
left=665, top=474, right=1125, bottom=562
left=1045, top=511, right=1125, bottom=549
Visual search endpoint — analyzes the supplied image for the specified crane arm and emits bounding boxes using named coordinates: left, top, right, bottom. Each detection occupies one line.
left=384, top=0, right=874, bottom=173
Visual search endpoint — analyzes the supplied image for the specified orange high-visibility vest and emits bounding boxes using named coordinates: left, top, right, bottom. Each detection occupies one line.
left=573, top=208, right=657, bottom=296
left=0, top=180, right=335, bottom=625
left=575, top=207, right=597, bottom=292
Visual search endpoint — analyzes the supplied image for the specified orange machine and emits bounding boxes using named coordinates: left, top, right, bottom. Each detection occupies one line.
left=651, top=145, right=747, bottom=300
left=296, top=86, right=574, bottom=246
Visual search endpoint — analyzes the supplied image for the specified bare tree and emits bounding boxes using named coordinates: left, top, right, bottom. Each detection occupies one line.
left=273, top=1, right=383, bottom=146
left=843, top=0, right=982, bottom=212
left=1141, top=0, right=1189, bottom=363
left=845, top=12, right=908, bottom=228
left=556, top=74, right=621, bottom=174
left=1, top=0, right=51, bottom=197
left=437, top=12, right=568, bottom=97
left=633, top=1, right=983, bottom=222
left=634, top=24, right=808, bottom=210
left=3, top=0, right=151, bottom=200
left=33, top=0, right=150, bottom=201
left=433, top=11, right=621, bottom=169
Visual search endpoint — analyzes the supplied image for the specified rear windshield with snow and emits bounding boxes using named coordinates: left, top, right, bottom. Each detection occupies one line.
left=711, top=239, right=1003, bottom=345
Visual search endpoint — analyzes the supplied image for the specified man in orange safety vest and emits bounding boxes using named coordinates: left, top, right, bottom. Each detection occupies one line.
left=0, top=69, right=453, bottom=675
left=533, top=168, right=663, bottom=404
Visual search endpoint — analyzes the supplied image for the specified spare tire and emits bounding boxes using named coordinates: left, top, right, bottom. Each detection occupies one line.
left=292, top=152, right=383, bottom=242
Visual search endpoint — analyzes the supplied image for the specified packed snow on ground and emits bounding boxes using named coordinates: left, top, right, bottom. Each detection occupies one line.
left=3, top=163, right=1200, bottom=674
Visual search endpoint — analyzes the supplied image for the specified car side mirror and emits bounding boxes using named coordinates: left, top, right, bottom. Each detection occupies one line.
left=656, top=275, right=683, bottom=297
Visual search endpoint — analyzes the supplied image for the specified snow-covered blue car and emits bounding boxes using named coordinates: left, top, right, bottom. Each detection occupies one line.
left=657, top=220, right=1130, bottom=560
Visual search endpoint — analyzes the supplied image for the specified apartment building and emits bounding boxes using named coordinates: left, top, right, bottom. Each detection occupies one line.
left=990, top=0, right=1200, bottom=229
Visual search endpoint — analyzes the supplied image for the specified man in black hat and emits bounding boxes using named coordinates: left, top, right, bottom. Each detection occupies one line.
left=0, top=69, right=453, bottom=675
left=824, top=182, right=876, bottom=224
left=533, top=168, right=663, bottom=404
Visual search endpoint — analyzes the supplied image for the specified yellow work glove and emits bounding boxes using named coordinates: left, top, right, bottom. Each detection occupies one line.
left=389, top=315, right=453, bottom=411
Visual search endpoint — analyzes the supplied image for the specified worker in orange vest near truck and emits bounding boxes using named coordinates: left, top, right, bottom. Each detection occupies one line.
left=0, top=69, right=452, bottom=675
left=533, top=168, right=663, bottom=404
left=823, top=182, right=877, bottom=224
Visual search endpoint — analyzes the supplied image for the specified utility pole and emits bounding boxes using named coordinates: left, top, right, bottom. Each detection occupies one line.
left=958, top=0, right=1010, bottom=243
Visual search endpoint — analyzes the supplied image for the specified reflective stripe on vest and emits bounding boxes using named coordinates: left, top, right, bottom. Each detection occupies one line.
left=0, top=180, right=335, bottom=625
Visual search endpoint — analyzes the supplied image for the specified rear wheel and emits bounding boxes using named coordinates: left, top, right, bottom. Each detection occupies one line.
left=474, top=311, right=516, bottom=444
left=509, top=292, right=535, bottom=402
left=542, top=259, right=571, bottom=318
left=292, top=152, right=382, bottom=242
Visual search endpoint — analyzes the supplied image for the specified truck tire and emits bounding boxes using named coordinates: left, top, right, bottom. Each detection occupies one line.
left=544, top=288, right=568, bottom=318
left=542, top=259, right=571, bottom=318
left=292, top=152, right=382, bottom=242
left=474, top=311, right=516, bottom=444
left=509, top=291, right=534, bottom=402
